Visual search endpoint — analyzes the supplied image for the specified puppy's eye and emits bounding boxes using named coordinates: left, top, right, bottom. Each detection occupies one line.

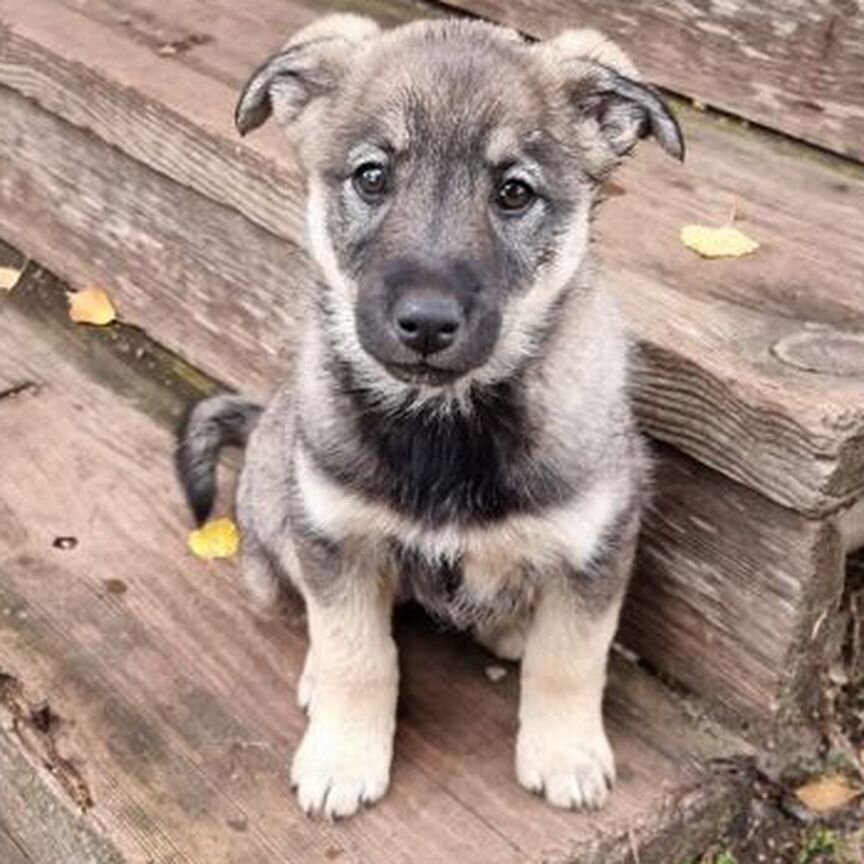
left=353, top=162, right=389, bottom=202
left=495, top=178, right=535, bottom=213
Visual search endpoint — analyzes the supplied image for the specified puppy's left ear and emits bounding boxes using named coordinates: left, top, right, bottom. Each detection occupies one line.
left=539, top=29, right=684, bottom=164
left=235, top=14, right=380, bottom=136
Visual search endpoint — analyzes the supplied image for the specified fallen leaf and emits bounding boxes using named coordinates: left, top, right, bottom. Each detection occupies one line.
left=188, top=517, right=239, bottom=560
left=794, top=773, right=860, bottom=814
left=0, top=265, right=23, bottom=291
left=680, top=224, right=759, bottom=259
left=67, top=288, right=117, bottom=326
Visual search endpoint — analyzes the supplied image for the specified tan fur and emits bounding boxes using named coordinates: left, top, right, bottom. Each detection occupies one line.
left=540, top=28, right=640, bottom=78
left=290, top=565, right=398, bottom=818
left=517, top=591, right=624, bottom=808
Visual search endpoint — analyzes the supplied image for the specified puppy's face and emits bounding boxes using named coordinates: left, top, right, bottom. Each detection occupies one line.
left=237, top=18, right=682, bottom=393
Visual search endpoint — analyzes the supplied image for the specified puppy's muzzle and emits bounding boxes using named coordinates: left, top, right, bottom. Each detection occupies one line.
left=356, top=257, right=502, bottom=383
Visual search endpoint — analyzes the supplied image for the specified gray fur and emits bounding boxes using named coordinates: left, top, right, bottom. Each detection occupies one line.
left=178, top=15, right=683, bottom=818
left=176, top=394, right=262, bottom=524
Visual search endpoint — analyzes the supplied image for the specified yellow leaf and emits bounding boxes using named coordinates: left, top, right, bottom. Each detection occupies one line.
left=188, top=517, right=240, bottom=560
left=680, top=224, right=759, bottom=259
left=67, top=288, right=117, bottom=326
left=794, top=773, right=860, bottom=814
left=0, top=265, right=23, bottom=291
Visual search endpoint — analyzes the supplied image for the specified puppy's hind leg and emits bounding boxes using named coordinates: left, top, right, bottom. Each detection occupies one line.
left=240, top=530, right=282, bottom=615
left=473, top=618, right=527, bottom=661
left=289, top=537, right=399, bottom=820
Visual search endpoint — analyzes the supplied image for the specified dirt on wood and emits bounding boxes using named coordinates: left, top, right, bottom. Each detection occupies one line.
left=0, top=671, right=93, bottom=810
left=684, top=553, right=864, bottom=864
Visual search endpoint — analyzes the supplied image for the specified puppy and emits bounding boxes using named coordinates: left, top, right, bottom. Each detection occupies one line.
left=177, top=15, right=683, bottom=820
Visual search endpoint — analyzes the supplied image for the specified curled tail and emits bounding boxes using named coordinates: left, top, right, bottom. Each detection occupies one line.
left=175, top=394, right=263, bottom=525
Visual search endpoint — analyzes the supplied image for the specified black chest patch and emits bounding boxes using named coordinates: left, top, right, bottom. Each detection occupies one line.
left=357, top=381, right=570, bottom=524
left=366, top=384, right=523, bottom=522
left=306, top=362, right=575, bottom=525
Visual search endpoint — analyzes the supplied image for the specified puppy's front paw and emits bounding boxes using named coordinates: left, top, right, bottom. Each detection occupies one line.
left=290, top=715, right=393, bottom=819
left=516, top=723, right=615, bottom=810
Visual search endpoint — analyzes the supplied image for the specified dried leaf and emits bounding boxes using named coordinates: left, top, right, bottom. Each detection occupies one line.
left=680, top=224, right=759, bottom=259
left=0, top=265, right=23, bottom=291
left=794, top=773, right=860, bottom=814
left=188, top=517, right=239, bottom=560
left=67, top=288, right=117, bottom=326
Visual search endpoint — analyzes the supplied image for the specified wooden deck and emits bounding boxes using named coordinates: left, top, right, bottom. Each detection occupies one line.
left=0, top=0, right=863, bottom=859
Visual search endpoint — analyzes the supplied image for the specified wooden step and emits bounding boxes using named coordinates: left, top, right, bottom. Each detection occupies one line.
left=0, top=259, right=748, bottom=864
left=441, top=0, right=864, bottom=162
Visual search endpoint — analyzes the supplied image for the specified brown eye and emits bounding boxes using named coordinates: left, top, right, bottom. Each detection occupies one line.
left=496, top=178, right=535, bottom=213
left=353, top=162, right=389, bottom=201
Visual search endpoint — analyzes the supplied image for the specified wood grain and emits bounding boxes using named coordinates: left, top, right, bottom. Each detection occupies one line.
left=0, top=272, right=747, bottom=863
left=0, top=84, right=302, bottom=398
left=1, top=0, right=862, bottom=515
left=627, top=444, right=847, bottom=729
left=0, top=821, right=32, bottom=864
left=619, top=280, right=864, bottom=519
left=0, top=732, right=125, bottom=864
left=437, top=0, right=864, bottom=163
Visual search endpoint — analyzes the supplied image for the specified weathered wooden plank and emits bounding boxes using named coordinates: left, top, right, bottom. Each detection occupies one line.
left=11, top=0, right=864, bottom=325
left=1, top=0, right=862, bottom=516
left=0, top=727, right=125, bottom=864
left=626, top=444, right=847, bottom=731
left=44, top=0, right=864, bottom=165
left=0, top=821, right=32, bottom=864
left=0, top=269, right=747, bottom=864
left=49, top=0, right=431, bottom=89
left=437, top=0, right=864, bottom=163
left=619, top=278, right=864, bottom=520
left=48, top=0, right=864, bottom=328
left=0, top=0, right=300, bottom=251
left=0, top=83, right=302, bottom=397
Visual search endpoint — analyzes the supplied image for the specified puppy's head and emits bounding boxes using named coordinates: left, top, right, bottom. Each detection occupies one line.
left=237, top=16, right=683, bottom=394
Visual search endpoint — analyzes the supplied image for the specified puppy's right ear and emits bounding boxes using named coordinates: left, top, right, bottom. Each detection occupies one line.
left=538, top=28, right=684, bottom=166
left=235, top=14, right=380, bottom=136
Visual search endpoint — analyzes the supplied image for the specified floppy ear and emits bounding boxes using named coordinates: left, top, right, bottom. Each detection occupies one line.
left=539, top=29, right=684, bottom=164
left=235, top=14, right=380, bottom=136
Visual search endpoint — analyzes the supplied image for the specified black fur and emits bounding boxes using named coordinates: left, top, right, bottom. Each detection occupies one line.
left=175, top=395, right=263, bottom=525
left=304, top=365, right=575, bottom=526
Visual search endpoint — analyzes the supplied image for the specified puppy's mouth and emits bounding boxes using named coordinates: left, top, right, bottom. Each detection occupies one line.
left=384, top=361, right=463, bottom=387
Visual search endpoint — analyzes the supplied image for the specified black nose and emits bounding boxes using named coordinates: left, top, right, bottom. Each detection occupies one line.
left=392, top=292, right=464, bottom=357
